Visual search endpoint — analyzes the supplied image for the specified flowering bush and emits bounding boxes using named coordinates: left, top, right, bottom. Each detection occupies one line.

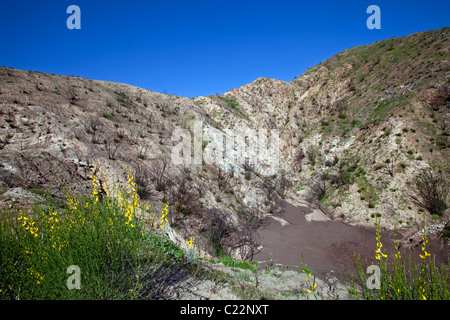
left=0, top=171, right=174, bottom=299
left=347, top=214, right=449, bottom=300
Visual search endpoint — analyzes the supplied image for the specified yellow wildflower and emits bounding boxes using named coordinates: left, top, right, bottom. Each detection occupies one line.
left=160, top=202, right=169, bottom=229
left=374, top=215, right=387, bottom=260
left=419, top=215, right=431, bottom=261
left=419, top=235, right=431, bottom=260
left=421, top=288, right=426, bottom=300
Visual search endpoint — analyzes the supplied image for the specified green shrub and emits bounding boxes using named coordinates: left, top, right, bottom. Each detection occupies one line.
left=115, top=91, right=127, bottom=102
left=0, top=173, right=175, bottom=299
left=223, top=97, right=238, bottom=108
left=219, top=256, right=258, bottom=274
left=102, top=114, right=118, bottom=122
left=222, top=97, right=247, bottom=119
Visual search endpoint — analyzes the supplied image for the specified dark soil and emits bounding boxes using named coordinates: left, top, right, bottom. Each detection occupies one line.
left=254, top=202, right=449, bottom=282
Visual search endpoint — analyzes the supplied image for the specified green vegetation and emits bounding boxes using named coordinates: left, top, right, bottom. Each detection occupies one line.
left=115, top=91, right=128, bottom=103
left=222, top=96, right=248, bottom=120
left=0, top=173, right=187, bottom=299
left=219, top=256, right=258, bottom=274
left=346, top=216, right=449, bottom=300
left=102, top=113, right=119, bottom=122
left=363, top=94, right=413, bottom=128
left=223, top=97, right=238, bottom=109
left=357, top=177, right=379, bottom=206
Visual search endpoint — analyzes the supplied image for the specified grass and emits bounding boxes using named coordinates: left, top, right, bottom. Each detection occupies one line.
left=0, top=172, right=183, bottom=299
left=219, top=255, right=258, bottom=274
left=115, top=91, right=127, bottom=103
left=222, top=96, right=248, bottom=120
left=102, top=113, right=119, bottom=122
left=0, top=171, right=261, bottom=300
left=357, top=177, right=379, bottom=208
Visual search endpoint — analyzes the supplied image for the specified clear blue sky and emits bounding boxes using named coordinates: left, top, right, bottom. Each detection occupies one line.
left=0, top=1, right=449, bottom=98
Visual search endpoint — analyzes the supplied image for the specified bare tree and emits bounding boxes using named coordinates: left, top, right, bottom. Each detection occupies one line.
left=261, top=175, right=279, bottom=214
left=294, top=147, right=305, bottom=171
left=211, top=165, right=234, bottom=197
left=407, top=168, right=448, bottom=216
left=243, top=158, right=260, bottom=180
left=87, top=118, right=103, bottom=144
left=204, top=206, right=262, bottom=260
left=308, top=173, right=327, bottom=202
left=260, top=171, right=291, bottom=215
left=203, top=208, right=235, bottom=256
left=0, top=137, right=7, bottom=150
left=168, top=169, right=203, bottom=218
left=267, top=116, right=277, bottom=129
left=67, top=86, right=77, bottom=104
left=383, top=158, right=395, bottom=177
left=275, top=170, right=292, bottom=199
left=104, top=137, right=119, bottom=160
left=236, top=203, right=267, bottom=231
left=306, top=145, right=318, bottom=166
left=150, top=155, right=171, bottom=192
left=132, top=162, right=158, bottom=200
left=231, top=224, right=262, bottom=261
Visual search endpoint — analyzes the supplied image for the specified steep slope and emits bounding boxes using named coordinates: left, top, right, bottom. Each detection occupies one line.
left=220, top=28, right=450, bottom=230
left=0, top=67, right=283, bottom=260
left=0, top=27, right=449, bottom=263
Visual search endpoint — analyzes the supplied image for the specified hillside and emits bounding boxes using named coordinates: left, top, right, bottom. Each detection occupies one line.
left=224, top=28, right=450, bottom=230
left=1, top=27, right=449, bottom=270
